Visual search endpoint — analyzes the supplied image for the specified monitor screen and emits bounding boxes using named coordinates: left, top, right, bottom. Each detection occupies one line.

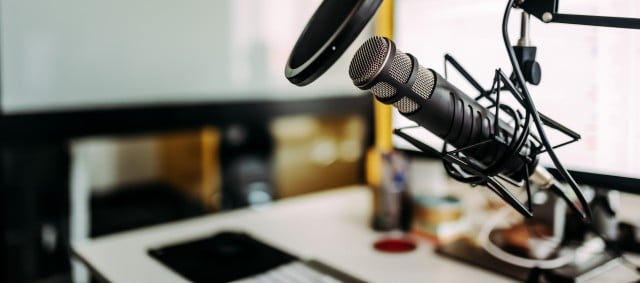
left=394, top=0, right=640, bottom=183
left=0, top=0, right=371, bottom=115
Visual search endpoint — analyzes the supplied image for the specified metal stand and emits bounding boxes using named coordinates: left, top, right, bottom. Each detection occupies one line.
left=518, top=0, right=640, bottom=29
left=394, top=53, right=579, bottom=218
left=412, top=6, right=636, bottom=280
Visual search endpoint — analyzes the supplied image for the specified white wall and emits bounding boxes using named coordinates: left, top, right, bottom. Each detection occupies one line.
left=1, top=0, right=372, bottom=114
left=394, top=0, right=640, bottom=179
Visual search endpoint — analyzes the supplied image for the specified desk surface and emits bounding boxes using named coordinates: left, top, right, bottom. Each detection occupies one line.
left=73, top=186, right=640, bottom=283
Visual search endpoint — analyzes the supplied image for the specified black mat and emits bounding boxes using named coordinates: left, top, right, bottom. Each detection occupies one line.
left=149, top=231, right=296, bottom=283
left=148, top=231, right=366, bottom=283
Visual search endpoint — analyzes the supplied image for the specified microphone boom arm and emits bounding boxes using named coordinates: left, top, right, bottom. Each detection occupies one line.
left=518, top=0, right=640, bottom=29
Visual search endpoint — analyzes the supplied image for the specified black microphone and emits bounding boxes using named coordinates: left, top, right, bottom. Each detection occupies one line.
left=349, top=36, right=538, bottom=182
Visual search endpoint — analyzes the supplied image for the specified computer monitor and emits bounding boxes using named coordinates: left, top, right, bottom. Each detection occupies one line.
left=393, top=0, right=640, bottom=194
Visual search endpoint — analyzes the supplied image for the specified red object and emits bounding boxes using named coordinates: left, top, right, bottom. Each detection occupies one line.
left=373, top=237, right=416, bottom=253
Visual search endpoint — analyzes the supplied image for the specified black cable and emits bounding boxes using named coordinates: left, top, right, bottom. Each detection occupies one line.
left=501, top=0, right=592, bottom=223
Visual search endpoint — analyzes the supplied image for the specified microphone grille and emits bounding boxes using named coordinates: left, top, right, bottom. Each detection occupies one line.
left=388, top=52, right=412, bottom=84
left=411, top=67, right=436, bottom=100
left=388, top=65, right=434, bottom=114
left=349, top=36, right=390, bottom=86
left=370, top=82, right=396, bottom=98
left=395, top=96, right=420, bottom=114
left=385, top=52, right=419, bottom=113
left=349, top=36, right=436, bottom=115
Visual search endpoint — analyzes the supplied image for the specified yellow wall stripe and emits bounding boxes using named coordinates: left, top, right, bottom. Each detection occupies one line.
left=373, top=0, right=394, bottom=152
left=366, top=0, right=394, bottom=189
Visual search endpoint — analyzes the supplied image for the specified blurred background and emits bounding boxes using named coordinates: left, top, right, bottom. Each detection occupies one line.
left=0, top=0, right=375, bottom=282
left=2, top=0, right=640, bottom=282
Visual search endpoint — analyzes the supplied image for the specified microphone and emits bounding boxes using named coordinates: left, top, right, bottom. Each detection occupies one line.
left=347, top=36, right=589, bottom=219
left=349, top=36, right=537, bottom=182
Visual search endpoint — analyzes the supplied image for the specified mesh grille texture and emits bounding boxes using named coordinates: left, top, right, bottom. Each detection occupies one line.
left=388, top=52, right=412, bottom=84
left=349, top=36, right=437, bottom=115
left=411, top=66, right=435, bottom=101
left=370, top=82, right=397, bottom=99
left=394, top=97, right=420, bottom=114
left=349, top=36, right=389, bottom=86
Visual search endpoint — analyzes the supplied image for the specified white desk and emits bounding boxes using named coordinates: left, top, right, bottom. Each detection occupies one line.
left=73, top=186, right=640, bottom=283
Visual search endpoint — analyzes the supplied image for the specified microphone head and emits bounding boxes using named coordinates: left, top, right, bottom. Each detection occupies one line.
left=349, top=36, right=435, bottom=114
left=348, top=36, right=392, bottom=87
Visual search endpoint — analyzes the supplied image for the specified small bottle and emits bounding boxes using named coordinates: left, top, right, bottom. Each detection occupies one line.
left=373, top=151, right=412, bottom=232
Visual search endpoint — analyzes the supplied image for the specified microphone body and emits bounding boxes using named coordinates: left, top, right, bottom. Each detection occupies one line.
left=349, top=36, right=536, bottom=182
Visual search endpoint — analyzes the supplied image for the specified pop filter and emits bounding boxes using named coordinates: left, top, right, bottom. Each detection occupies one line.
left=285, top=0, right=382, bottom=86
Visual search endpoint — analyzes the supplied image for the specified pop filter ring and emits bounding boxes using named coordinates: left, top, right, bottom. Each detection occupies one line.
left=285, top=0, right=382, bottom=86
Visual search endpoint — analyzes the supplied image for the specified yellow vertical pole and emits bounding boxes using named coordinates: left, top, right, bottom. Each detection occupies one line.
left=374, top=0, right=394, bottom=151
left=366, top=0, right=394, bottom=188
